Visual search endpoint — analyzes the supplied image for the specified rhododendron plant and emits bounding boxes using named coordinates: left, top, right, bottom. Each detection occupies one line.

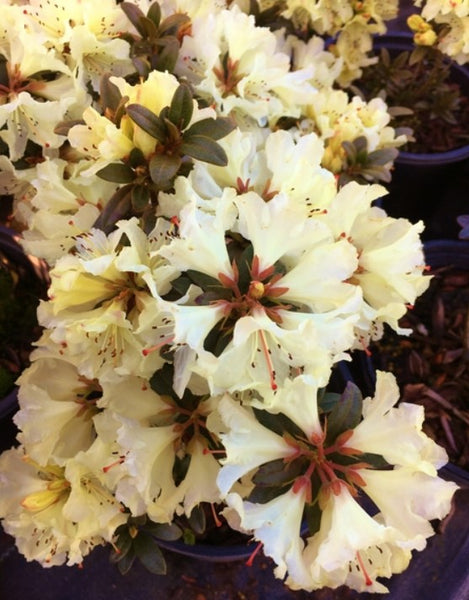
left=0, top=0, right=461, bottom=594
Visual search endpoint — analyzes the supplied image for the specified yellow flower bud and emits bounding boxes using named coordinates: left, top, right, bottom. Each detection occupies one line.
left=415, top=29, right=438, bottom=46
left=407, top=14, right=429, bottom=32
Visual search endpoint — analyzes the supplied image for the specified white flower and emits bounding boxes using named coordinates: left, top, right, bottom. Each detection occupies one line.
left=344, top=371, right=448, bottom=473
left=160, top=189, right=361, bottom=393
left=225, top=486, right=310, bottom=583
left=14, top=355, right=99, bottom=466
left=17, top=158, right=118, bottom=265
left=319, top=181, right=430, bottom=343
left=0, top=446, right=126, bottom=567
left=212, top=394, right=296, bottom=496
left=176, top=6, right=316, bottom=124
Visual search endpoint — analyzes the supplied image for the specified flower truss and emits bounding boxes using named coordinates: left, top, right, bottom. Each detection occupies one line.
left=0, top=0, right=459, bottom=594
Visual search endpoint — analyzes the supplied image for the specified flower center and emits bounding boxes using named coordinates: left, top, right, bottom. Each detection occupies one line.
left=21, top=459, right=70, bottom=512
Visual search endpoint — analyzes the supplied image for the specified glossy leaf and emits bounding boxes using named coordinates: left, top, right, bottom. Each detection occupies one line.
left=247, top=483, right=290, bottom=504
left=151, top=36, right=180, bottom=73
left=304, top=501, right=322, bottom=537
left=149, top=363, right=176, bottom=397
left=96, top=162, right=135, bottom=184
left=147, top=2, right=161, bottom=28
left=117, top=547, right=136, bottom=575
left=149, top=153, right=181, bottom=189
left=145, top=521, right=182, bottom=542
left=252, top=458, right=305, bottom=487
left=92, top=185, right=132, bottom=233
left=187, top=504, right=206, bottom=535
left=126, top=104, right=167, bottom=142
left=184, top=117, right=236, bottom=140
left=169, top=84, right=194, bottom=129
left=326, top=381, right=363, bottom=444
left=180, top=136, right=228, bottom=166
left=99, top=74, right=122, bottom=113
left=131, top=184, right=150, bottom=212
left=120, top=2, right=147, bottom=36
left=133, top=532, right=167, bottom=575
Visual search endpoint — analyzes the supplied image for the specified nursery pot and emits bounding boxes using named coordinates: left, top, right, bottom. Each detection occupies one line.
left=370, top=34, right=469, bottom=235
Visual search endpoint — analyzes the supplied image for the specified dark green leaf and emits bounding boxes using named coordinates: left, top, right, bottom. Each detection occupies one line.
left=326, top=381, right=363, bottom=444
left=187, top=504, right=206, bottom=535
left=159, top=13, right=191, bottom=37
left=169, top=84, right=194, bottom=129
left=149, top=153, right=181, bottom=189
left=109, top=530, right=133, bottom=564
left=167, top=274, right=192, bottom=298
left=184, top=117, right=235, bottom=140
left=92, top=185, right=133, bottom=233
left=133, top=532, right=167, bottom=575
left=172, top=453, right=191, bottom=486
left=252, top=458, right=305, bottom=487
left=304, top=501, right=322, bottom=537
left=236, top=243, right=254, bottom=293
left=128, top=147, right=146, bottom=168
left=136, top=15, right=158, bottom=39
left=100, top=74, right=122, bottom=113
left=247, top=483, right=290, bottom=504
left=186, top=269, right=223, bottom=290
left=131, top=184, right=150, bottom=212
left=126, top=104, right=167, bottom=142
left=252, top=407, right=305, bottom=439
left=132, top=56, right=151, bottom=79
left=149, top=363, right=176, bottom=397
left=318, top=392, right=341, bottom=414
left=147, top=2, right=161, bottom=28
left=151, top=36, right=180, bottom=73
left=120, top=2, right=148, bottom=36
left=54, top=119, right=85, bottom=136
left=145, top=521, right=182, bottom=541
left=96, top=162, right=135, bottom=184
left=117, top=547, right=136, bottom=575
left=180, top=136, right=228, bottom=166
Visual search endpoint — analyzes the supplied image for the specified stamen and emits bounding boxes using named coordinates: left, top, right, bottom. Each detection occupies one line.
left=210, top=503, right=222, bottom=528
left=142, top=336, right=175, bottom=356
left=258, top=330, right=277, bottom=390
left=356, top=551, right=373, bottom=586
left=102, top=456, right=125, bottom=473
left=246, top=541, right=263, bottom=567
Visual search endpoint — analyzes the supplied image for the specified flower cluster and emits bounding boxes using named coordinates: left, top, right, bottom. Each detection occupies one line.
left=0, top=0, right=459, bottom=595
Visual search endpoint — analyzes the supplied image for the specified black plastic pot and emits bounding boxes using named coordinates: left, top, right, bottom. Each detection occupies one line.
left=368, top=34, right=469, bottom=238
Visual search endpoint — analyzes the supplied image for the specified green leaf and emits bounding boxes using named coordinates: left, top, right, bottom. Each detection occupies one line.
left=147, top=2, right=161, bottom=28
left=132, top=56, right=151, bottom=79
left=126, top=104, right=167, bottom=142
left=145, top=521, right=182, bottom=541
left=252, top=407, right=305, bottom=439
left=128, top=147, right=146, bottom=168
left=172, top=453, right=191, bottom=486
left=180, top=136, right=228, bottom=166
left=149, top=153, right=181, bottom=189
left=184, top=117, right=235, bottom=141
left=109, top=530, right=133, bottom=564
left=131, top=184, right=150, bottom=212
left=159, top=13, right=191, bottom=37
left=117, top=547, right=136, bottom=575
left=96, top=162, right=135, bottom=184
left=186, top=269, right=222, bottom=290
left=326, top=381, right=363, bottom=444
left=133, top=532, right=167, bottom=575
left=54, top=119, right=85, bottom=136
left=318, top=391, right=341, bottom=414
left=187, top=504, right=206, bottom=535
left=247, top=483, right=290, bottom=504
left=136, top=15, right=158, bottom=39
left=99, top=74, right=123, bottom=113
left=92, top=185, right=133, bottom=233
left=252, top=458, right=305, bottom=487
left=149, top=363, right=176, bottom=397
left=304, top=501, right=322, bottom=537
left=120, top=2, right=148, bottom=37
left=151, top=36, right=180, bottom=73
left=169, top=84, right=194, bottom=129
